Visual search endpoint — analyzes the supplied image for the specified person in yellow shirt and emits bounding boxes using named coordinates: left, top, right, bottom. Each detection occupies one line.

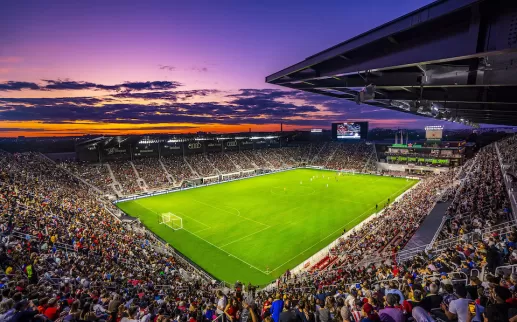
left=50, top=235, right=57, bottom=244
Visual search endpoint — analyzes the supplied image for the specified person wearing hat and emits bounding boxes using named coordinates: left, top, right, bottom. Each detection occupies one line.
left=360, top=302, right=379, bottom=322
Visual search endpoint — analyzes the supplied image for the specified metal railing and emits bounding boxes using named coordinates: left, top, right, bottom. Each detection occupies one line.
left=495, top=264, right=517, bottom=277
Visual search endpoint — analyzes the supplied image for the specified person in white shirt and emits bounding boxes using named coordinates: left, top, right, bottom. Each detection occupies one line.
left=440, top=284, right=471, bottom=322
left=216, top=290, right=227, bottom=318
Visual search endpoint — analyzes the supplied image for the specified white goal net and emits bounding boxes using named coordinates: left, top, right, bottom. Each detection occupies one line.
left=161, top=213, right=183, bottom=230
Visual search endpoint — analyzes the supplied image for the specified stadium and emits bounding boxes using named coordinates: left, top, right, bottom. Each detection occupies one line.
left=2, top=0, right=517, bottom=322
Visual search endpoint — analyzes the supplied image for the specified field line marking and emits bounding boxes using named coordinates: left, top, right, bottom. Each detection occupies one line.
left=133, top=200, right=269, bottom=275
left=180, top=228, right=269, bottom=275
left=269, top=180, right=415, bottom=273
left=191, top=198, right=270, bottom=228
left=193, top=227, right=211, bottom=234
left=219, top=225, right=272, bottom=248
left=176, top=212, right=210, bottom=229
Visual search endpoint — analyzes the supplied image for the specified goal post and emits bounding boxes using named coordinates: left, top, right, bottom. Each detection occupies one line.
left=161, top=212, right=183, bottom=230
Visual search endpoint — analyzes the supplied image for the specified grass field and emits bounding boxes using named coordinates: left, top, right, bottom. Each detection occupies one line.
left=116, top=169, right=417, bottom=285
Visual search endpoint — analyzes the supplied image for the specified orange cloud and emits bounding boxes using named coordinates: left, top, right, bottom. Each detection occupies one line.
left=0, top=120, right=292, bottom=137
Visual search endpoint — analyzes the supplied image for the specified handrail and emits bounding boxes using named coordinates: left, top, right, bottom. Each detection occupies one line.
left=495, top=264, right=517, bottom=277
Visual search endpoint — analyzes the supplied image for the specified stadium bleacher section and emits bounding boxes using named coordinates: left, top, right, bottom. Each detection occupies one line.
left=132, top=158, right=170, bottom=190
left=2, top=137, right=517, bottom=322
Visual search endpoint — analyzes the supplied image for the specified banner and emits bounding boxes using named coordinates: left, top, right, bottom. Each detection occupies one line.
left=224, top=141, right=239, bottom=151
left=184, top=141, right=203, bottom=154
left=133, top=145, right=159, bottom=158
left=239, top=140, right=254, bottom=150
left=205, top=141, right=222, bottom=152
left=254, top=140, right=267, bottom=149
left=161, top=143, right=183, bottom=156
left=76, top=144, right=99, bottom=162
left=101, top=146, right=130, bottom=160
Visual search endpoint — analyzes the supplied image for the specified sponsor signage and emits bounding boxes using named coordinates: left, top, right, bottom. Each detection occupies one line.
left=226, top=141, right=237, bottom=147
left=187, top=142, right=202, bottom=150
left=105, top=147, right=127, bottom=155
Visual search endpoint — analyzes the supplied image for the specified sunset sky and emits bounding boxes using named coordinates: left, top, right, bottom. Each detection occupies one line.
left=0, top=0, right=474, bottom=138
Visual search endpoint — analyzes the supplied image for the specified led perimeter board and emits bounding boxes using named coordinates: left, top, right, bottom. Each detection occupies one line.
left=332, top=122, right=368, bottom=140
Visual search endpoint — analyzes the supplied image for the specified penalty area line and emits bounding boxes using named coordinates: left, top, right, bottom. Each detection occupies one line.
left=134, top=200, right=268, bottom=275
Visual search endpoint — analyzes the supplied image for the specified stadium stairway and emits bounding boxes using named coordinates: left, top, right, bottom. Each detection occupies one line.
left=400, top=200, right=453, bottom=252
left=224, top=153, right=241, bottom=170
left=159, top=158, right=176, bottom=184
left=130, top=161, right=149, bottom=192
left=258, top=151, right=275, bottom=168
left=239, top=151, right=258, bottom=169
left=183, top=156, right=200, bottom=177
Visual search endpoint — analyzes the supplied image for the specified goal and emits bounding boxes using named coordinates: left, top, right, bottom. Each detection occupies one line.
left=161, top=213, right=183, bottom=230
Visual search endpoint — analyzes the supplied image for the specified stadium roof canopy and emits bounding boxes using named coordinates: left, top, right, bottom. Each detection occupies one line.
left=266, top=0, right=517, bottom=126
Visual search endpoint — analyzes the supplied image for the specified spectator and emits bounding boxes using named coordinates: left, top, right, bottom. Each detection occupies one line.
left=440, top=284, right=471, bottom=322
left=379, top=294, right=404, bottom=322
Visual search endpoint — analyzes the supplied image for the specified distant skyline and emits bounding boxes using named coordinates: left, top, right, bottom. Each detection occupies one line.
left=0, top=0, right=478, bottom=137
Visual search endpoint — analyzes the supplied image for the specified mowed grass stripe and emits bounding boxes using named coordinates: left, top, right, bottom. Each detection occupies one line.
left=117, top=169, right=417, bottom=285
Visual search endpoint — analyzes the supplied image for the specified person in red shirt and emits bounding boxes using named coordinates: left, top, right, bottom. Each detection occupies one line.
left=43, top=298, right=60, bottom=320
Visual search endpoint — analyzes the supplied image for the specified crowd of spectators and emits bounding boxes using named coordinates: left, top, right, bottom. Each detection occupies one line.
left=325, top=143, right=374, bottom=172
left=160, top=155, right=197, bottom=183
left=260, top=150, right=284, bottom=169
left=225, top=152, right=256, bottom=171
left=60, top=161, right=114, bottom=195
left=206, top=153, right=238, bottom=174
left=132, top=158, right=170, bottom=190
left=241, top=151, right=268, bottom=168
left=109, top=161, right=143, bottom=195
left=437, top=145, right=510, bottom=242
left=184, top=154, right=217, bottom=177
left=2, top=134, right=517, bottom=322
left=1, top=150, right=217, bottom=322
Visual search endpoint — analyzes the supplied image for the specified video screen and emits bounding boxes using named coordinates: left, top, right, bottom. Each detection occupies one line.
left=332, top=122, right=368, bottom=140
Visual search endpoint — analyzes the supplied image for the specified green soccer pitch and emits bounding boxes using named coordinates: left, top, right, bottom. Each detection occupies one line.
left=116, top=169, right=418, bottom=286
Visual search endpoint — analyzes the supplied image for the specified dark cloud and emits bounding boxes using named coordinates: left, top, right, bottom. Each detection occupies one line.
left=0, top=87, right=405, bottom=127
left=0, top=81, right=40, bottom=91
left=191, top=66, right=208, bottom=72
left=113, top=89, right=219, bottom=100
left=0, top=97, right=104, bottom=106
left=158, top=65, right=176, bottom=71
left=0, top=79, right=182, bottom=92
left=42, top=79, right=182, bottom=92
